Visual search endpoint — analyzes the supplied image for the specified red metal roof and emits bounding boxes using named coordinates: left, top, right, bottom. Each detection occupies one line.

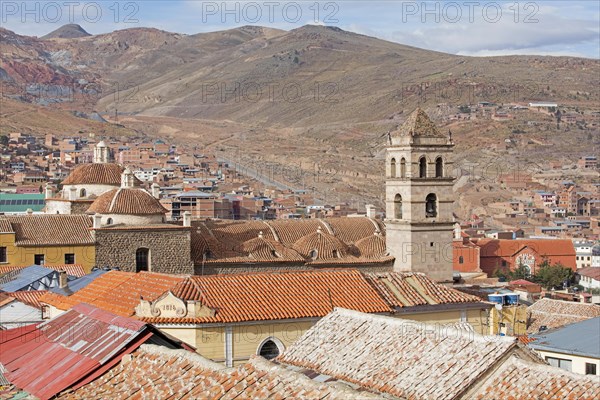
left=0, top=303, right=154, bottom=400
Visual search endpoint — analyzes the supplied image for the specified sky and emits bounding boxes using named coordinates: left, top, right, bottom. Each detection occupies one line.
left=1, top=1, right=599, bottom=58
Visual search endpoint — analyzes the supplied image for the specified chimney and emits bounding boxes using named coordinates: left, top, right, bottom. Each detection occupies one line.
left=366, top=204, right=376, bottom=218
left=151, top=183, right=160, bottom=199
left=183, top=211, right=191, bottom=227
left=45, top=183, right=54, bottom=199
left=58, top=270, right=67, bottom=289
left=93, top=213, right=102, bottom=229
left=69, top=186, right=77, bottom=200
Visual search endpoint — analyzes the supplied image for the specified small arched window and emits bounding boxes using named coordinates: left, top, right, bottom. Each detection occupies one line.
left=426, top=193, right=437, bottom=218
left=459, top=256, right=464, bottom=264
left=400, top=158, right=406, bottom=178
left=435, top=157, right=443, bottom=178
left=419, top=157, right=427, bottom=178
left=80, top=188, right=86, bottom=198
left=309, top=249, right=318, bottom=260
left=135, top=248, right=150, bottom=272
left=394, top=194, right=402, bottom=219
left=258, top=338, right=284, bottom=360
left=106, top=218, right=113, bottom=225
left=390, top=158, right=397, bottom=178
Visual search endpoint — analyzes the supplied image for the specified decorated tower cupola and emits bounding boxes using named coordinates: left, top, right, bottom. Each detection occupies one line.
left=121, top=167, right=135, bottom=188
left=93, top=141, right=109, bottom=164
left=385, top=108, right=455, bottom=282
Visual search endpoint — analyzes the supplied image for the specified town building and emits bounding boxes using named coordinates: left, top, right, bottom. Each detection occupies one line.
left=527, top=298, right=600, bottom=334
left=530, top=317, right=600, bottom=376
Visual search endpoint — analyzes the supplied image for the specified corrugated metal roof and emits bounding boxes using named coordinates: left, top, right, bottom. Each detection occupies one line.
left=0, top=303, right=150, bottom=400
left=530, top=317, right=600, bottom=358
left=0, top=266, right=58, bottom=292
left=49, top=270, right=107, bottom=296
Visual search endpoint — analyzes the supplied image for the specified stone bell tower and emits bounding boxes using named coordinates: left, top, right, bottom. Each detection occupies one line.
left=385, top=108, right=455, bottom=282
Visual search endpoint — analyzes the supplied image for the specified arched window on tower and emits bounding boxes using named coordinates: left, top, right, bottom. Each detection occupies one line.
left=394, top=194, right=402, bottom=219
left=135, top=248, right=150, bottom=272
left=435, top=157, right=443, bottom=178
left=400, top=158, right=406, bottom=178
left=426, top=194, right=437, bottom=218
left=390, top=158, right=397, bottom=178
left=419, top=157, right=427, bottom=178
left=80, top=188, right=86, bottom=198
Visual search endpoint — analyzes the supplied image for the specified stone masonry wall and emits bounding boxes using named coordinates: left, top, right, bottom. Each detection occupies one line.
left=94, top=228, right=193, bottom=274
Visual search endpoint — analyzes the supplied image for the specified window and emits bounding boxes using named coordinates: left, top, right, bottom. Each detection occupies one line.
left=459, top=256, right=464, bottom=264
left=425, top=193, right=437, bottom=218
left=394, top=194, right=402, bottom=219
left=502, top=260, right=507, bottom=267
left=309, top=249, right=318, bottom=260
left=546, top=357, right=572, bottom=372
left=34, top=254, right=45, bottom=265
left=106, top=218, right=113, bottom=225
left=258, top=338, right=283, bottom=360
left=435, top=157, right=443, bottom=178
left=419, top=157, right=427, bottom=178
left=135, top=248, right=150, bottom=272
left=0, top=247, right=6, bottom=263
left=80, top=188, right=86, bottom=197
left=585, top=363, right=597, bottom=375
left=400, top=158, right=406, bottom=178
left=390, top=158, right=396, bottom=178
left=64, top=253, right=75, bottom=264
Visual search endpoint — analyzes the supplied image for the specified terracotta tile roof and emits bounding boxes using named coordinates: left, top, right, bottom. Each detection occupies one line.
left=6, top=291, right=48, bottom=309
left=278, top=308, right=519, bottom=400
left=0, top=215, right=94, bottom=246
left=325, top=217, right=383, bottom=244
left=292, top=227, right=351, bottom=260
left=527, top=298, right=600, bottom=334
left=364, top=272, right=482, bottom=308
left=353, top=233, right=387, bottom=259
left=472, top=355, right=600, bottom=399
left=240, top=234, right=304, bottom=262
left=578, top=267, right=600, bottom=281
left=144, top=269, right=392, bottom=324
left=268, top=219, right=327, bottom=246
left=61, top=163, right=140, bottom=186
left=0, top=264, right=85, bottom=278
left=391, top=107, right=444, bottom=138
left=59, top=345, right=380, bottom=399
left=0, top=292, right=14, bottom=307
left=0, top=219, right=13, bottom=233
left=476, top=238, right=576, bottom=257
left=87, top=188, right=167, bottom=215
left=40, top=271, right=185, bottom=317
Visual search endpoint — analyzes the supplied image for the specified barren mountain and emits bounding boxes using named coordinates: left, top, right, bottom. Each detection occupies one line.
left=41, top=24, right=91, bottom=39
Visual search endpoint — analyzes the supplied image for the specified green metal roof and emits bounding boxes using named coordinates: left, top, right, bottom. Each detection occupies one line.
left=0, top=193, right=45, bottom=213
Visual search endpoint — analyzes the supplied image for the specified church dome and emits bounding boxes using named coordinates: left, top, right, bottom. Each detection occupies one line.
left=87, top=188, right=167, bottom=215
left=62, top=163, right=139, bottom=186
left=292, top=227, right=350, bottom=260
left=354, top=232, right=388, bottom=259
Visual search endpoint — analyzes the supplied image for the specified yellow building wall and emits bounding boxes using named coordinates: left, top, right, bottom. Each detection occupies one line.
left=0, top=233, right=95, bottom=272
left=395, top=309, right=490, bottom=335
left=489, top=305, right=527, bottom=336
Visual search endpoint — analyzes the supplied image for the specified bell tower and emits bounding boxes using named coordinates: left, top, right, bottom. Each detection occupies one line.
left=385, top=108, right=455, bottom=282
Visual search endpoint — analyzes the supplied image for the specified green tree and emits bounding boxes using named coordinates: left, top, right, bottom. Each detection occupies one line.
left=533, top=261, right=573, bottom=290
left=510, top=263, right=531, bottom=280
left=0, top=135, right=8, bottom=146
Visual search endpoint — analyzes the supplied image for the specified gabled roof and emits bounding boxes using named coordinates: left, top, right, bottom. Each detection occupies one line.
left=0, top=264, right=86, bottom=278
left=578, top=267, right=600, bottom=281
left=470, top=355, right=600, bottom=399
left=527, top=298, right=600, bottom=334
left=5, top=290, right=48, bottom=309
left=0, top=303, right=186, bottom=400
left=141, top=269, right=393, bottom=324
left=40, top=271, right=185, bottom=317
left=58, top=345, right=380, bottom=399
left=531, top=317, right=600, bottom=358
left=363, top=272, right=481, bottom=308
left=0, top=215, right=94, bottom=246
left=476, top=238, right=576, bottom=257
left=277, top=308, right=524, bottom=400
left=391, top=108, right=445, bottom=138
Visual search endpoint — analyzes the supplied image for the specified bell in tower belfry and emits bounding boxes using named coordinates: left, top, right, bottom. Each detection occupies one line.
left=384, top=108, right=455, bottom=282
